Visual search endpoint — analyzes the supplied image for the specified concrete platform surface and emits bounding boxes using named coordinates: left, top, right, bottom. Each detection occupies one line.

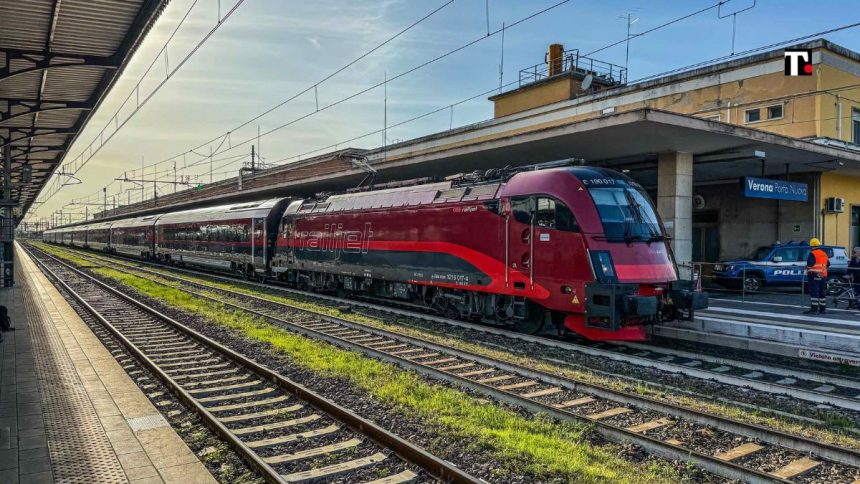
left=0, top=246, right=216, bottom=483
left=656, top=296, right=860, bottom=363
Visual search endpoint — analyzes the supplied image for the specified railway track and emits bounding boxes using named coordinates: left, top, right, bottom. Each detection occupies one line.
left=26, top=245, right=477, bottom=484
left=32, top=243, right=860, bottom=484
left=46, top=243, right=860, bottom=412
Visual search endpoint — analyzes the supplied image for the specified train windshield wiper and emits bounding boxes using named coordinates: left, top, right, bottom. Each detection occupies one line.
left=622, top=189, right=663, bottom=244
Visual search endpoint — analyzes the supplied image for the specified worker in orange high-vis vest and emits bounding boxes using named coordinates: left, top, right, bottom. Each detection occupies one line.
left=805, top=238, right=830, bottom=314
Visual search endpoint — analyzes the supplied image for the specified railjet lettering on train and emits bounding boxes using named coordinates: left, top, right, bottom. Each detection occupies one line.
left=298, top=222, right=373, bottom=255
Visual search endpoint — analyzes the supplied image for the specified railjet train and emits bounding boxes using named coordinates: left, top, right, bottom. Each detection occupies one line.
left=44, top=163, right=707, bottom=341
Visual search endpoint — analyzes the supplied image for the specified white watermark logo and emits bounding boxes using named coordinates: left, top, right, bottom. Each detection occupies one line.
left=784, top=49, right=813, bottom=76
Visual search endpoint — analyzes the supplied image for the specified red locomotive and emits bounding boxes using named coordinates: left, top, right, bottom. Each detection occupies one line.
left=45, top=162, right=707, bottom=341
left=273, top=163, right=706, bottom=340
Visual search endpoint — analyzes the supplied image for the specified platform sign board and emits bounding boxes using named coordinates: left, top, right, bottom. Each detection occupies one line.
left=742, top=177, right=808, bottom=202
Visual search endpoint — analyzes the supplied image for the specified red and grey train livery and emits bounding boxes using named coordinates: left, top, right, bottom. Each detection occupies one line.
left=44, top=163, right=707, bottom=341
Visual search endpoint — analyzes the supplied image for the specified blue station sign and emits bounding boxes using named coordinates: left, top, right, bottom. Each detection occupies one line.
left=742, top=176, right=808, bottom=202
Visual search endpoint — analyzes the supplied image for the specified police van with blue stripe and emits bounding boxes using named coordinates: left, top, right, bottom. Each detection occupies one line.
left=713, top=241, right=848, bottom=292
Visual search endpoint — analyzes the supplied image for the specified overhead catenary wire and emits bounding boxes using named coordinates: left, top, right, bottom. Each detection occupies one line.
left=35, top=9, right=860, bottom=224
left=67, top=17, right=860, bottom=220
left=630, top=20, right=860, bottom=83
left=45, top=0, right=570, bottom=217
left=35, top=0, right=248, bottom=207
left=41, top=0, right=460, bottom=217
left=264, top=23, right=860, bottom=171
left=90, top=0, right=458, bottom=183
left=68, top=152, right=248, bottom=206
left=182, top=0, right=574, bottom=162
left=179, top=0, right=770, bottom=176
left=207, top=0, right=741, bottom=171
left=583, top=0, right=727, bottom=58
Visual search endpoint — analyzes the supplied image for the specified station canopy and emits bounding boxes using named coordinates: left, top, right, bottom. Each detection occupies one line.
left=0, top=0, right=167, bottom=220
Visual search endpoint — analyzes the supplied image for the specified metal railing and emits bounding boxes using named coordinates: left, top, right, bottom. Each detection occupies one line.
left=681, top=261, right=860, bottom=309
left=518, top=49, right=628, bottom=88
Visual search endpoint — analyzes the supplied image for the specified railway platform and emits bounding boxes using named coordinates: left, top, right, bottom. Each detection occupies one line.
left=656, top=296, right=860, bottom=365
left=0, top=246, right=214, bottom=483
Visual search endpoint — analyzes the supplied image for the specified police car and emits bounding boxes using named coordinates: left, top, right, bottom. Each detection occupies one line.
left=713, top=241, right=848, bottom=292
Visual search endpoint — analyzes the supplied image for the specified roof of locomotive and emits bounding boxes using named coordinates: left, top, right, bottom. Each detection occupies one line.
left=155, top=197, right=290, bottom=225
left=286, top=180, right=501, bottom=216
left=566, top=166, right=643, bottom=188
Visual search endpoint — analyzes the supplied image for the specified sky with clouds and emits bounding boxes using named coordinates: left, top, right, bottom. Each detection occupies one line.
left=30, top=0, right=860, bottom=222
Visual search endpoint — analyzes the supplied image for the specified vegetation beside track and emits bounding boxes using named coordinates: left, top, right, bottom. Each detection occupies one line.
left=34, top=243, right=684, bottom=483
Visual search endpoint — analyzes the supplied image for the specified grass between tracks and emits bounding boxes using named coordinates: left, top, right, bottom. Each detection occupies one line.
left=34, top=244, right=682, bottom=483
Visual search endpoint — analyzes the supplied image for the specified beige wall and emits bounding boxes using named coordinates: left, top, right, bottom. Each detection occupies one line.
left=817, top=63, right=860, bottom=141
left=820, top=172, right=860, bottom=248
left=493, top=77, right=580, bottom=118
left=638, top=70, right=819, bottom=140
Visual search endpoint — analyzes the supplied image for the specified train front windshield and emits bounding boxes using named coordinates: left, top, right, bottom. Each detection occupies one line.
left=588, top=186, right=663, bottom=242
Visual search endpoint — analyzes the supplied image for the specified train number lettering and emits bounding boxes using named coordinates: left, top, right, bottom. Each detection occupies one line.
left=582, top=178, right=617, bottom=186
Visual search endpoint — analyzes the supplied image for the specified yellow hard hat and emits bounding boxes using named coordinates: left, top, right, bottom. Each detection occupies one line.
left=810, top=238, right=822, bottom=247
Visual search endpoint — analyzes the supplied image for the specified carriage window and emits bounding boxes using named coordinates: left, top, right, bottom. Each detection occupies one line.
left=512, top=196, right=578, bottom=231
left=554, top=201, right=578, bottom=232
left=511, top=197, right=532, bottom=224
left=535, top=198, right=555, bottom=228
left=536, top=197, right=578, bottom=232
left=483, top=200, right=501, bottom=214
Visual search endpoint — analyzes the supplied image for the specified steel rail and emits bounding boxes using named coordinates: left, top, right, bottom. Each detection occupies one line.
left=35, top=249, right=853, bottom=482
left=53, top=246, right=860, bottom=414
left=59, top=244, right=860, bottom=405
left=163, top=280, right=860, bottom=468
left=28, top=245, right=479, bottom=484
left=39, top=246, right=860, bottom=455
left=29, top=252, right=286, bottom=484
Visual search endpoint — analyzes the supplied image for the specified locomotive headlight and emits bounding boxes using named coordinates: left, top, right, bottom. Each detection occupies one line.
left=589, top=250, right=617, bottom=284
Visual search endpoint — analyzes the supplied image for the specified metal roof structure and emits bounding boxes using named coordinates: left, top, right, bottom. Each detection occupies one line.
left=0, top=0, right=168, bottom=221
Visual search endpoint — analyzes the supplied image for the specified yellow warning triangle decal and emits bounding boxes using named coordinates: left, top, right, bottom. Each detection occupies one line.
left=572, top=295, right=580, bottom=304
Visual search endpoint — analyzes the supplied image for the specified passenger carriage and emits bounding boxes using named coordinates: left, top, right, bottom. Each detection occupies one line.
left=110, top=215, right=160, bottom=258
left=153, top=198, right=292, bottom=278
left=85, top=221, right=113, bottom=252
left=67, top=225, right=87, bottom=247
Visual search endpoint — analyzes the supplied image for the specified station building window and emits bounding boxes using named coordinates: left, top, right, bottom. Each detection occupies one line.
left=853, top=108, right=860, bottom=144
left=744, top=108, right=761, bottom=123
left=767, top=104, right=783, bottom=119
